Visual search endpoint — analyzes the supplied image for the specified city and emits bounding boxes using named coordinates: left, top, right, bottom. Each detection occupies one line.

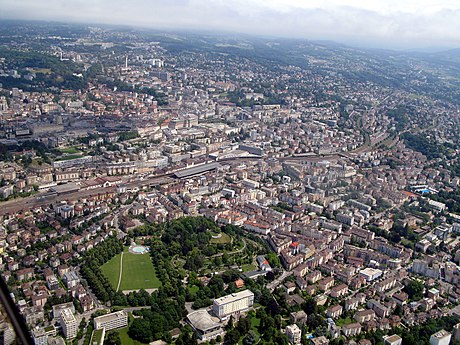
left=0, top=18, right=459, bottom=345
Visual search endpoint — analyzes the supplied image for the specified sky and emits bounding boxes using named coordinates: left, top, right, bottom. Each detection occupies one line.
left=1, top=0, right=460, bottom=50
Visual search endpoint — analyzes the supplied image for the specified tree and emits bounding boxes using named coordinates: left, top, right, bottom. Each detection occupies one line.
left=404, top=279, right=424, bottom=301
left=243, top=330, right=258, bottom=345
left=224, top=329, right=241, bottom=345
left=128, top=319, right=153, bottom=343
left=104, top=331, right=121, bottom=345
left=266, top=253, right=281, bottom=268
left=225, top=315, right=234, bottom=331
left=237, top=316, right=251, bottom=334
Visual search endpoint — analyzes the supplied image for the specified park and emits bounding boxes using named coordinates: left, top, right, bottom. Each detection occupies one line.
left=101, top=245, right=161, bottom=292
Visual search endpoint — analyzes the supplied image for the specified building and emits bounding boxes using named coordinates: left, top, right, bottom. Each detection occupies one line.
left=311, top=336, right=329, bottom=345
left=94, top=311, right=128, bottom=331
left=63, top=271, right=80, bottom=289
left=384, top=334, right=403, bottom=345
left=286, top=324, right=302, bottom=345
left=341, top=323, right=362, bottom=337
left=367, top=299, right=390, bottom=318
left=427, top=200, right=446, bottom=213
left=32, top=328, right=48, bottom=345
left=290, top=311, right=308, bottom=325
left=186, top=310, right=223, bottom=341
left=326, top=305, right=343, bottom=319
left=453, top=323, right=460, bottom=342
left=429, top=330, right=451, bottom=345
left=52, top=302, right=75, bottom=319
left=212, top=290, right=254, bottom=320
left=359, top=268, right=383, bottom=281
left=60, top=308, right=78, bottom=339
left=354, top=309, right=375, bottom=323
left=1, top=322, right=15, bottom=345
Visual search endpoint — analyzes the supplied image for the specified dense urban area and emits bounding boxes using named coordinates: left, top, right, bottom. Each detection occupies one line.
left=1, top=21, right=460, bottom=345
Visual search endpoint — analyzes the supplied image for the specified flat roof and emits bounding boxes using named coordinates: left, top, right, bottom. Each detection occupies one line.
left=174, top=162, right=220, bottom=178
left=213, top=290, right=254, bottom=306
left=385, top=334, right=402, bottom=342
left=94, top=311, right=127, bottom=324
left=61, top=308, right=76, bottom=322
left=50, top=183, right=80, bottom=194
left=360, top=267, right=382, bottom=275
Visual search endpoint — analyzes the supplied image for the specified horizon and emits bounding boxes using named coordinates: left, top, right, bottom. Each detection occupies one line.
left=1, top=0, right=460, bottom=51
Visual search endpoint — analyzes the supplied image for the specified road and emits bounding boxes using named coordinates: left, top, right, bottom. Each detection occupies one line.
left=267, top=270, right=293, bottom=292
left=116, top=252, right=124, bottom=292
left=0, top=130, right=392, bottom=217
left=210, top=238, right=247, bottom=258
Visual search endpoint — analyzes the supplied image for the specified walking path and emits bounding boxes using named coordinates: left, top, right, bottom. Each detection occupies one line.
left=210, top=238, right=247, bottom=257
left=116, top=252, right=124, bottom=292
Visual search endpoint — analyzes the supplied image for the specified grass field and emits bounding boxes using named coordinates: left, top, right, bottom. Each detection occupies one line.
left=118, top=327, right=147, bottom=345
left=101, top=254, right=121, bottom=289
left=91, top=329, right=104, bottom=345
left=31, top=68, right=52, bottom=74
left=101, top=248, right=161, bottom=291
left=209, top=232, right=231, bottom=244
left=336, top=317, right=354, bottom=326
left=187, top=285, right=200, bottom=294
left=242, top=263, right=257, bottom=272
left=59, top=147, right=80, bottom=154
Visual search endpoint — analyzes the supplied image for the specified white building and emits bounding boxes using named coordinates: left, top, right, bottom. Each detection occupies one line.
left=428, top=200, right=446, bottom=213
left=94, top=311, right=128, bottom=331
left=60, top=308, right=78, bottom=339
left=359, top=267, right=383, bottom=282
left=384, top=334, right=402, bottom=345
left=212, top=290, right=254, bottom=320
left=430, top=330, right=451, bottom=345
left=286, top=324, right=302, bottom=345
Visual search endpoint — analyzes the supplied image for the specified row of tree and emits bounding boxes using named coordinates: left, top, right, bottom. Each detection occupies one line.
left=80, top=237, right=123, bottom=302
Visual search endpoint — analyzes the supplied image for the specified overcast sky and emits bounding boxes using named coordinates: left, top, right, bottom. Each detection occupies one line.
left=1, top=0, right=460, bottom=49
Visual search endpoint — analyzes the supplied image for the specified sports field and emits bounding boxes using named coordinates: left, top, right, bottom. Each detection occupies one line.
left=101, top=247, right=161, bottom=291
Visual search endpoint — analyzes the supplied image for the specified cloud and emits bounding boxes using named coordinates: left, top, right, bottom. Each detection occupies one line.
left=1, top=0, right=460, bottom=49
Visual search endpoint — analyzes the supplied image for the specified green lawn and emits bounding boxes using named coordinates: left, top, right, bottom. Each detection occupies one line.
left=91, top=329, right=104, bottom=345
left=336, top=317, right=354, bottom=326
left=251, top=316, right=260, bottom=329
left=242, top=263, right=257, bottom=272
left=59, top=147, right=80, bottom=154
left=101, top=247, right=161, bottom=291
left=101, top=254, right=121, bottom=289
left=120, top=250, right=161, bottom=290
left=238, top=316, right=261, bottom=344
left=118, top=327, right=147, bottom=345
left=188, top=285, right=200, bottom=294
left=210, top=232, right=231, bottom=244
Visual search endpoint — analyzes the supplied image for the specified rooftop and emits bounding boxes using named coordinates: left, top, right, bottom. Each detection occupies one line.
left=187, top=310, right=221, bottom=331
left=213, top=289, right=254, bottom=305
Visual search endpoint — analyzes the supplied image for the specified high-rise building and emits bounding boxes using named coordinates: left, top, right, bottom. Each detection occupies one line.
left=430, top=330, right=451, bottom=345
left=60, top=308, right=78, bottom=339
left=212, top=290, right=254, bottom=320
left=94, top=311, right=128, bottom=331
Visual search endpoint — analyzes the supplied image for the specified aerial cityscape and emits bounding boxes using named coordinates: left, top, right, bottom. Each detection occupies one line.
left=0, top=5, right=460, bottom=345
